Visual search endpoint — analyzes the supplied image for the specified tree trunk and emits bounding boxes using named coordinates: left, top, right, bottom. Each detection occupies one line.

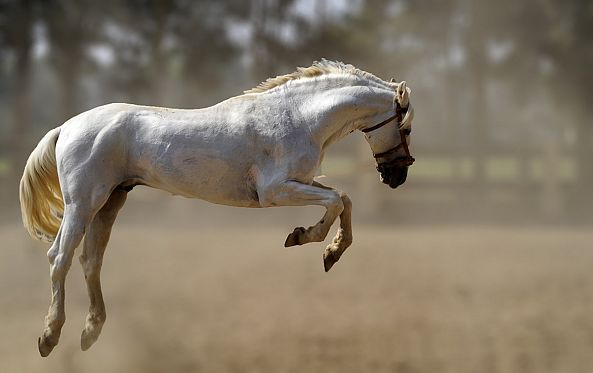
left=10, top=0, right=33, bottom=173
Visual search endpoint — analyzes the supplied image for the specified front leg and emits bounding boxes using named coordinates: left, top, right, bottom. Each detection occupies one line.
left=313, top=181, right=353, bottom=272
left=259, top=180, right=344, bottom=268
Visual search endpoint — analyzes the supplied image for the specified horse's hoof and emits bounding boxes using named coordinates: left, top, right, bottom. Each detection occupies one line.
left=81, top=327, right=100, bottom=351
left=38, top=335, right=56, bottom=357
left=284, top=227, right=306, bottom=247
left=323, top=248, right=340, bottom=272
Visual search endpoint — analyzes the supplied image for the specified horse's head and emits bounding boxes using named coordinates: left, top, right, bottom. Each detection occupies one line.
left=362, top=81, right=415, bottom=189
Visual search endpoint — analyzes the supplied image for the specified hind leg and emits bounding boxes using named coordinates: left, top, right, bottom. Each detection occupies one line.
left=38, top=204, right=93, bottom=356
left=38, top=183, right=112, bottom=357
left=79, top=189, right=127, bottom=351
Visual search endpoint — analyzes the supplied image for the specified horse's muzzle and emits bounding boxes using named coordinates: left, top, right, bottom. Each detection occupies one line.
left=379, top=166, right=409, bottom=189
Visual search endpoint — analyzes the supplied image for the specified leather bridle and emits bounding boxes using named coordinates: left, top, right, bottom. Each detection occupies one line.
left=362, top=102, right=415, bottom=170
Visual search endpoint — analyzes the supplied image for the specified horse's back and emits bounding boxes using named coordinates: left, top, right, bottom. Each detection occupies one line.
left=55, top=102, right=262, bottom=206
left=52, top=98, right=320, bottom=208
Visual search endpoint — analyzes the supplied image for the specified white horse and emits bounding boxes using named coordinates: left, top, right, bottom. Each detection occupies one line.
left=20, top=60, right=414, bottom=356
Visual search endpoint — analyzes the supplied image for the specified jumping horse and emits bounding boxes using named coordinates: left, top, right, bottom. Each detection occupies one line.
left=19, top=60, right=415, bottom=356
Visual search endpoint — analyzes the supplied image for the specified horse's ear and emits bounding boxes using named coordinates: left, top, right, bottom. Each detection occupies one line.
left=390, top=78, right=396, bottom=83
left=397, top=81, right=409, bottom=107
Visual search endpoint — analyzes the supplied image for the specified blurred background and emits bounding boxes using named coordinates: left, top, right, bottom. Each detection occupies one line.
left=0, top=0, right=592, bottom=372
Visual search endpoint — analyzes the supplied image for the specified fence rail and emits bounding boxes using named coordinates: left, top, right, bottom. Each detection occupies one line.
left=325, top=142, right=583, bottom=223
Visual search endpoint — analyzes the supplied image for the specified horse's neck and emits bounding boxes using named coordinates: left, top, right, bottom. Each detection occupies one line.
left=294, top=82, right=395, bottom=149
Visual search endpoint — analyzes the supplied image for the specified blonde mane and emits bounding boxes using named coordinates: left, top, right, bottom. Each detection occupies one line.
left=244, top=59, right=393, bottom=94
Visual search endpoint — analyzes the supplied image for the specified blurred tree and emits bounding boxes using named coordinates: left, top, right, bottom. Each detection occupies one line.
left=0, top=0, right=35, bottom=172
left=300, top=0, right=393, bottom=70
left=539, top=0, right=593, bottom=193
left=41, top=0, right=103, bottom=118
left=101, top=0, right=178, bottom=104
left=480, top=0, right=593, bottom=204
left=171, top=1, right=243, bottom=105
left=246, top=0, right=302, bottom=79
left=100, top=0, right=243, bottom=107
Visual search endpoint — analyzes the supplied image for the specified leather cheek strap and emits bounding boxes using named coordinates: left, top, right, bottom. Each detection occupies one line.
left=363, top=102, right=414, bottom=166
left=375, top=130, right=415, bottom=170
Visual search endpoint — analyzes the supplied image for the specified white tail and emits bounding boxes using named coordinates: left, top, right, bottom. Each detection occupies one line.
left=19, top=127, right=63, bottom=242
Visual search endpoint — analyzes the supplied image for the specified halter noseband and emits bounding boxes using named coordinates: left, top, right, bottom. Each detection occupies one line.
left=361, top=102, right=415, bottom=168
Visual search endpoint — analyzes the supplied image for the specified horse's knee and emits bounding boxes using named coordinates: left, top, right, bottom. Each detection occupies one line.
left=340, top=193, right=352, bottom=210
left=327, top=193, right=344, bottom=215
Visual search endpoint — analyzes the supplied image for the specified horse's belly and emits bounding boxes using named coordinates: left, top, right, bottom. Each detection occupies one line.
left=139, top=155, right=261, bottom=208
left=126, top=115, right=264, bottom=208
left=171, top=175, right=260, bottom=208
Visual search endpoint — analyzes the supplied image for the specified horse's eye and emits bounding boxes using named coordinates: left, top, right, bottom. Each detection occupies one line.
left=403, top=129, right=411, bottom=136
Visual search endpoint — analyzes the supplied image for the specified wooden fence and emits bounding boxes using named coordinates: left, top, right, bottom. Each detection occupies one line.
left=325, top=141, right=580, bottom=224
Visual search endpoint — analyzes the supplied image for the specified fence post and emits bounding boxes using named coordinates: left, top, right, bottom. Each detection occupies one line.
left=540, top=142, right=563, bottom=219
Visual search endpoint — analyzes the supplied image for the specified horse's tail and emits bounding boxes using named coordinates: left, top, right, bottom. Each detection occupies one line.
left=19, top=127, right=64, bottom=242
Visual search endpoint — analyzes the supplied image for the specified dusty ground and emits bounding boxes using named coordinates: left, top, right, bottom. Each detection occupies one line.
left=1, top=221, right=593, bottom=373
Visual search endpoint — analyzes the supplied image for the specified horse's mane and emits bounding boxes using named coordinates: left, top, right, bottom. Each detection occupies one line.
left=244, top=59, right=392, bottom=94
